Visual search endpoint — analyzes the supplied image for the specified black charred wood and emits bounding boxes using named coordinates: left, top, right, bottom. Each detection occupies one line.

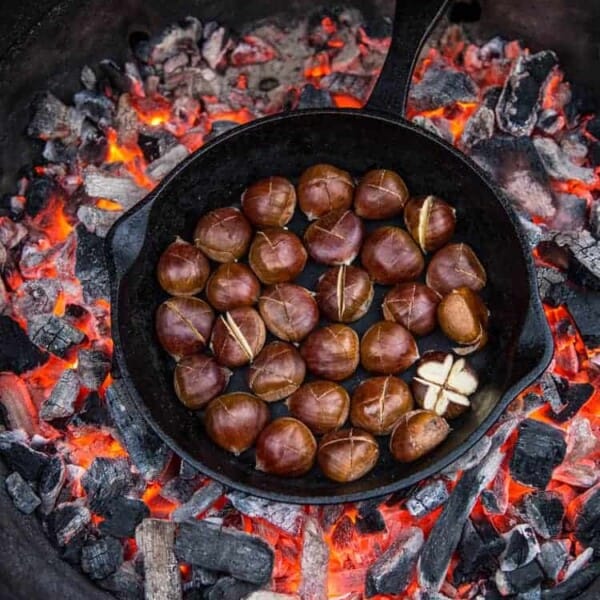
left=97, top=562, right=143, bottom=599
left=28, top=314, right=85, bottom=357
left=538, top=540, right=568, bottom=581
left=98, top=497, right=149, bottom=538
left=161, top=474, right=202, bottom=504
left=496, top=560, right=545, bottom=595
left=298, top=84, right=333, bottom=109
left=172, top=481, right=223, bottom=522
left=81, top=536, right=124, bottom=580
left=81, top=457, right=133, bottom=514
left=534, top=138, right=595, bottom=183
left=356, top=506, right=386, bottom=534
left=321, top=72, right=372, bottom=99
left=40, top=369, right=80, bottom=420
left=27, top=91, right=83, bottom=142
left=540, top=372, right=566, bottom=414
left=77, top=347, right=111, bottom=390
left=574, top=487, right=600, bottom=554
left=521, top=491, right=564, bottom=539
left=76, top=224, right=110, bottom=303
left=0, top=315, right=47, bottom=373
left=47, top=502, right=91, bottom=546
left=73, top=90, right=115, bottom=127
left=5, top=471, right=41, bottom=514
left=331, top=514, right=355, bottom=547
left=0, top=441, right=49, bottom=481
left=25, top=176, right=57, bottom=217
left=99, top=59, right=133, bottom=93
left=39, top=454, right=66, bottom=514
left=409, top=66, right=477, bottom=112
left=71, top=392, right=111, bottom=427
left=501, top=525, right=540, bottom=571
left=205, top=577, right=258, bottom=600
left=541, top=561, right=600, bottom=599
left=407, top=480, right=449, bottom=517
left=554, top=231, right=600, bottom=291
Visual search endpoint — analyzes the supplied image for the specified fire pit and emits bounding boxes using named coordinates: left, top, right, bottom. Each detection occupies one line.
left=1, top=0, right=600, bottom=598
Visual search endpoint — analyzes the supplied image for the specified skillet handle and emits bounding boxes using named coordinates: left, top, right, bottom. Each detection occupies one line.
left=365, top=0, right=450, bottom=118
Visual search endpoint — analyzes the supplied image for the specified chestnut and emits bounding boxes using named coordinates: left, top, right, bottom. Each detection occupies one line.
left=204, top=392, right=269, bottom=455
left=297, top=163, right=355, bottom=220
left=301, top=324, right=360, bottom=381
left=382, top=282, right=441, bottom=336
left=317, top=428, right=379, bottom=483
left=210, top=307, right=266, bottom=367
left=354, top=169, right=409, bottom=219
left=360, top=226, right=424, bottom=284
left=350, top=375, right=414, bottom=435
left=258, top=284, right=319, bottom=342
left=360, top=321, right=419, bottom=374
left=404, top=195, right=456, bottom=253
left=174, top=354, right=231, bottom=409
left=247, top=341, right=306, bottom=402
left=316, top=265, right=373, bottom=323
left=389, top=410, right=450, bottom=463
left=287, top=380, right=350, bottom=434
left=157, top=237, right=210, bottom=296
left=194, top=207, right=252, bottom=263
left=156, top=297, right=215, bottom=360
left=256, top=417, right=317, bottom=476
left=426, top=243, right=487, bottom=296
left=249, top=228, right=308, bottom=284
left=205, top=262, right=260, bottom=312
left=304, top=209, right=364, bottom=266
left=241, top=176, right=297, bottom=228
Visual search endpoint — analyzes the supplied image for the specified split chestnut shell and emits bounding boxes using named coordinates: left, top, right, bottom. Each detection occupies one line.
left=193, top=207, right=252, bottom=263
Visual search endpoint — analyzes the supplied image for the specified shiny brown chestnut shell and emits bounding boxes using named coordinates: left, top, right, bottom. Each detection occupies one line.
left=156, top=297, right=215, bottom=360
left=426, top=243, right=487, bottom=296
left=317, top=428, right=379, bottom=483
left=404, top=195, right=456, bottom=253
left=316, top=265, right=374, bottom=323
left=382, top=282, right=441, bottom=336
left=301, top=324, right=360, bottom=381
left=258, top=284, right=319, bottom=342
left=193, top=207, right=252, bottom=263
left=247, top=341, right=306, bottom=402
left=360, top=321, right=419, bottom=374
left=437, top=287, right=489, bottom=350
left=210, top=307, right=266, bottom=367
left=241, top=176, right=297, bottom=227
left=174, top=354, right=231, bottom=409
left=304, top=209, right=364, bottom=265
left=350, top=375, right=414, bottom=435
left=204, top=392, right=269, bottom=455
left=360, top=226, right=424, bottom=285
left=297, top=163, right=355, bottom=220
left=354, top=169, right=409, bottom=219
left=255, top=417, right=317, bottom=476
left=205, top=262, right=260, bottom=312
left=287, top=380, right=350, bottom=434
left=249, top=228, right=308, bottom=284
left=389, top=409, right=450, bottom=463
left=157, top=237, right=210, bottom=296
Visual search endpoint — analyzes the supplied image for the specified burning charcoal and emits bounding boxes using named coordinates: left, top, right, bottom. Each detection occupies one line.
left=72, top=392, right=111, bottom=427
left=47, top=501, right=91, bottom=546
left=77, top=347, right=111, bottom=390
left=40, top=369, right=80, bottom=421
left=560, top=132, right=588, bottom=162
left=138, top=132, right=162, bottom=163
left=183, top=566, right=219, bottom=592
left=495, top=561, right=545, bottom=595
left=356, top=504, right=386, bottom=534
left=28, top=314, right=85, bottom=357
left=148, top=17, right=202, bottom=64
left=25, top=176, right=56, bottom=216
left=39, top=455, right=66, bottom=514
left=245, top=593, right=300, bottom=600
left=81, top=64, right=97, bottom=90
left=227, top=492, right=304, bottom=535
left=321, top=72, right=372, bottom=100
left=98, top=497, right=149, bottom=538
left=81, top=457, right=133, bottom=513
left=538, top=540, right=568, bottom=580
left=208, top=120, right=239, bottom=139
left=591, top=202, right=600, bottom=240
left=298, top=84, right=333, bottom=109
left=409, top=66, right=477, bottom=112
left=172, top=481, right=223, bottom=522
left=100, top=59, right=134, bottom=93
left=27, top=91, right=84, bottom=143
left=205, top=577, right=259, bottom=600
left=461, top=105, right=495, bottom=148
left=0, top=218, right=27, bottom=248
left=533, top=138, right=595, bottom=183
left=553, top=461, right=598, bottom=489
left=366, top=527, right=424, bottom=597
left=553, top=231, right=600, bottom=290
left=163, top=52, right=188, bottom=74
left=0, top=441, right=48, bottom=480
left=299, top=517, right=329, bottom=600
left=501, top=525, right=540, bottom=571
left=75, top=224, right=110, bottom=302
left=74, top=90, right=115, bottom=127
left=550, top=381, right=593, bottom=423
left=161, top=474, right=202, bottom=504
left=320, top=504, right=345, bottom=530
left=146, top=144, right=189, bottom=181
left=42, top=140, right=77, bottom=163
left=97, top=561, right=143, bottom=599
left=411, top=115, right=453, bottom=143
left=563, top=547, right=594, bottom=580
left=482, top=466, right=511, bottom=516
left=537, top=267, right=567, bottom=302
left=521, top=492, right=564, bottom=539
left=77, top=204, right=123, bottom=238
left=541, top=561, right=600, bottom=599
left=5, top=471, right=41, bottom=514
left=0, top=316, right=47, bottom=373
left=230, top=35, right=277, bottom=66
left=573, top=485, right=600, bottom=553
left=443, top=435, right=492, bottom=478
left=548, top=193, right=587, bottom=233
left=495, top=51, right=558, bottom=136
left=407, top=480, right=449, bottom=517
left=81, top=536, right=124, bottom=579
left=83, top=167, right=146, bottom=210
left=537, top=109, right=563, bottom=135
left=509, top=420, right=566, bottom=489
left=540, top=372, right=565, bottom=413
left=202, top=26, right=233, bottom=71
left=0, top=372, right=40, bottom=436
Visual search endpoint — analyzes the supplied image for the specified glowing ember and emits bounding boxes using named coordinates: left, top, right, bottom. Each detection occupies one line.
left=105, top=129, right=156, bottom=190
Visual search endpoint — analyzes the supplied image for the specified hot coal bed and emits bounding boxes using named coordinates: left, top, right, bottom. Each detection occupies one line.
left=1, top=1, right=600, bottom=599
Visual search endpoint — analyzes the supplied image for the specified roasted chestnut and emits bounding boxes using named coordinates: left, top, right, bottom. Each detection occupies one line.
left=255, top=417, right=317, bottom=476
left=241, top=176, right=297, bottom=227
left=303, top=209, right=364, bottom=265
left=426, top=243, right=487, bottom=296
left=287, top=380, right=350, bottom=434
left=193, top=207, right=252, bottom=263
left=204, top=392, right=269, bottom=455
left=205, top=262, right=260, bottom=312
left=404, top=195, right=456, bottom=253
left=297, top=163, right=354, bottom=220
left=301, top=324, right=360, bottom=381
left=249, top=228, right=308, bottom=284
left=157, top=237, right=210, bottom=296
left=350, top=375, right=414, bottom=435
left=247, top=341, right=306, bottom=402
left=317, top=428, right=379, bottom=482
left=360, top=321, right=419, bottom=374
left=354, top=169, right=409, bottom=219
left=360, top=226, right=424, bottom=284
left=316, top=265, right=373, bottom=323
left=382, top=282, right=441, bottom=336
left=389, top=410, right=450, bottom=463
left=156, top=297, right=215, bottom=359
left=210, top=307, right=266, bottom=367
left=174, top=354, right=231, bottom=409
left=258, top=283, right=319, bottom=342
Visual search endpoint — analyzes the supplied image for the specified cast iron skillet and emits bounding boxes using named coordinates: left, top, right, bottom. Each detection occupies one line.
left=107, top=0, right=554, bottom=503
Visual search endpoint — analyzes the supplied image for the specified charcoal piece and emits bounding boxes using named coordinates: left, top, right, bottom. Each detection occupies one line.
left=81, top=64, right=97, bottom=90
left=74, top=90, right=114, bottom=127
left=321, top=72, right=372, bottom=100
left=591, top=202, right=600, bottom=240
left=149, top=17, right=202, bottom=64
left=540, top=372, right=565, bottom=414
left=538, top=540, right=568, bottom=580
left=83, top=167, right=146, bottom=210
left=39, top=455, right=66, bottom=514
left=0, top=372, right=40, bottom=436
left=161, top=475, right=202, bottom=504
left=25, top=176, right=56, bottom=216
left=320, top=504, right=345, bottom=530
left=5, top=471, right=41, bottom=514
left=548, top=194, right=587, bottom=234
left=409, top=66, right=477, bottom=112
left=537, top=267, right=567, bottom=303
left=298, top=84, right=333, bottom=109
left=509, top=420, right=566, bottom=489
left=77, top=205, right=123, bottom=238
left=205, top=577, right=258, bottom=600
left=258, top=77, right=280, bottom=92
left=27, top=91, right=84, bottom=142
left=172, top=481, right=223, bottom=522
left=175, top=520, right=273, bottom=584
left=537, top=109, right=562, bottom=135
left=99, top=59, right=133, bottom=93
left=75, top=224, right=110, bottom=302
left=501, top=524, right=540, bottom=571
left=356, top=506, right=386, bottom=534
left=14, top=278, right=62, bottom=321
left=540, top=561, right=600, bottom=599
left=443, top=435, right=492, bottom=477
left=366, top=527, right=423, bottom=597
left=40, top=369, right=80, bottom=420
left=299, top=517, right=329, bottom=600
left=496, top=51, right=558, bottom=136
left=560, top=132, right=589, bottom=162
left=99, top=497, right=149, bottom=538
left=533, top=137, right=595, bottom=183
left=407, top=480, right=449, bottom=517
left=202, top=26, right=232, bottom=71
left=461, top=105, right=495, bottom=148
left=183, top=566, right=219, bottom=591
left=27, top=314, right=85, bottom=357
left=77, top=347, right=111, bottom=390
left=521, top=491, right=564, bottom=539
left=97, top=562, right=143, bottom=600
left=554, top=231, right=600, bottom=291
left=81, top=536, right=124, bottom=579
left=81, top=457, right=133, bottom=513
left=550, top=380, right=594, bottom=424
left=496, top=561, right=545, bottom=595
left=412, top=115, right=453, bottom=143
left=0, top=441, right=48, bottom=480
left=146, top=144, right=189, bottom=180
left=42, top=139, right=77, bottom=163
left=564, top=547, right=594, bottom=580
left=574, top=486, right=600, bottom=553
left=47, top=502, right=91, bottom=546
left=208, top=120, right=239, bottom=139
left=71, top=392, right=111, bottom=427
left=0, top=316, right=47, bottom=373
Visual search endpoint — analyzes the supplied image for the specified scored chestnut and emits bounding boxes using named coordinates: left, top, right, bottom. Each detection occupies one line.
left=174, top=354, right=231, bottom=409
left=382, top=282, right=441, bottom=336
left=193, top=207, right=252, bottom=263
left=157, top=237, right=210, bottom=296
left=249, top=228, right=308, bottom=284
left=316, top=265, right=373, bottom=323
left=247, top=341, right=306, bottom=402
left=205, top=262, right=260, bottom=312
left=389, top=410, right=450, bottom=463
left=156, top=297, right=214, bottom=360
left=354, top=169, right=409, bottom=219
left=317, top=428, right=379, bottom=483
left=360, top=321, right=419, bottom=374
left=404, top=195, right=456, bottom=253
left=297, top=163, right=355, bottom=220
left=241, top=176, right=297, bottom=228
left=204, top=392, right=269, bottom=455
left=426, top=243, right=487, bottom=296
left=256, top=417, right=317, bottom=477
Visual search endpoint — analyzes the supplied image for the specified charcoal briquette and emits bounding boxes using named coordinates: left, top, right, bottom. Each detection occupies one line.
left=81, top=536, right=124, bottom=579
left=5, top=471, right=41, bottom=514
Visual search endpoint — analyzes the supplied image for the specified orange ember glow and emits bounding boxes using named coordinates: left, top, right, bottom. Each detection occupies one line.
left=209, top=108, right=254, bottom=125
left=142, top=481, right=179, bottom=518
left=321, top=17, right=337, bottom=36
left=30, top=194, right=74, bottom=245
left=96, top=198, right=124, bottom=211
left=332, top=93, right=363, bottom=108
left=130, top=94, right=172, bottom=127
left=64, top=426, right=128, bottom=469
left=105, top=129, right=156, bottom=190
left=410, top=101, right=478, bottom=143
left=304, top=53, right=331, bottom=80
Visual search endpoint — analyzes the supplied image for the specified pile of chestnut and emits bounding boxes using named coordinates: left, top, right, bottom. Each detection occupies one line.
left=155, top=164, right=489, bottom=483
